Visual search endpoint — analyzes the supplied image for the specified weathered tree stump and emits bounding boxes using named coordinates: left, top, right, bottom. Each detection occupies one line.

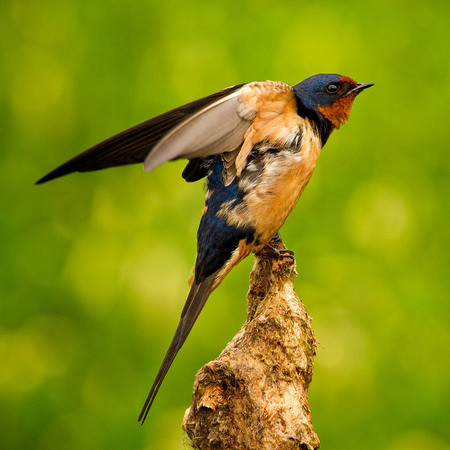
left=182, top=237, right=320, bottom=449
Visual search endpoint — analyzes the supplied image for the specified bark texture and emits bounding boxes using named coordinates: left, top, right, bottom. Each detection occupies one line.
left=182, top=237, right=320, bottom=449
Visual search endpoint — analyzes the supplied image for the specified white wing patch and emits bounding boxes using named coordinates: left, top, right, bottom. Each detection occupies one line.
left=143, top=91, right=255, bottom=173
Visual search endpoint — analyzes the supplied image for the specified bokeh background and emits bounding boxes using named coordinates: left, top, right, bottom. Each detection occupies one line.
left=1, top=0, right=449, bottom=448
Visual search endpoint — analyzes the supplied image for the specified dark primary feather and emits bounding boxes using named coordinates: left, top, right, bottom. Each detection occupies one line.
left=181, top=158, right=209, bottom=182
left=138, top=272, right=218, bottom=424
left=36, top=83, right=245, bottom=185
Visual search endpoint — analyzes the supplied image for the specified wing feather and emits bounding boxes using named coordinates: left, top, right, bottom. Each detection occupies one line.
left=143, top=91, right=255, bottom=172
left=36, top=80, right=298, bottom=187
left=35, top=84, right=246, bottom=184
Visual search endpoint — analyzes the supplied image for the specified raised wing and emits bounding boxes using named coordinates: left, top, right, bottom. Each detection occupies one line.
left=35, top=83, right=247, bottom=184
left=36, top=80, right=300, bottom=186
left=145, top=81, right=301, bottom=186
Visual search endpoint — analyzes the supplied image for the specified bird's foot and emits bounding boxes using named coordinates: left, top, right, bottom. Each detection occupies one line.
left=257, top=233, right=296, bottom=265
left=264, top=245, right=295, bottom=262
left=271, top=232, right=283, bottom=245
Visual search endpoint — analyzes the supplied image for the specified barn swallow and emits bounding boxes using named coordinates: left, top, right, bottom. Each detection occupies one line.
left=36, top=74, right=373, bottom=424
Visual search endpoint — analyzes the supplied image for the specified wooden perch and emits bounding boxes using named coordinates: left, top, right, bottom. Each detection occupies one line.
left=182, top=237, right=320, bottom=449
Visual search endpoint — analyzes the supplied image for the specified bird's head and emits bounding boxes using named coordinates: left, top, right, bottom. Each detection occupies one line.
left=293, top=74, right=373, bottom=129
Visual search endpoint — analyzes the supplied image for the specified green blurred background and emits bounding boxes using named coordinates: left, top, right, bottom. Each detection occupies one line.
left=1, top=0, right=449, bottom=448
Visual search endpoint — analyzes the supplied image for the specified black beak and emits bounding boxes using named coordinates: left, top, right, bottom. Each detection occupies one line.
left=345, top=82, right=375, bottom=96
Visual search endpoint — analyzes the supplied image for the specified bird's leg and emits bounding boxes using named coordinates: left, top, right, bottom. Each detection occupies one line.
left=259, top=233, right=295, bottom=262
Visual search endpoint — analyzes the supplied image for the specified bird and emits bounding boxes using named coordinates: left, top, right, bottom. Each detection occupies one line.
left=36, top=73, right=373, bottom=424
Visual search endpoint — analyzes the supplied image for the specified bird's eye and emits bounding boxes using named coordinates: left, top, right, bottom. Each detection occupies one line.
left=325, top=83, right=339, bottom=94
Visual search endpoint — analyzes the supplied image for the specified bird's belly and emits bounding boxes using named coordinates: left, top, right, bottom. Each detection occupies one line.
left=246, top=158, right=317, bottom=250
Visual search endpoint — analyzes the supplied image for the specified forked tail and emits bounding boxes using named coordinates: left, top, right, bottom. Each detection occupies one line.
left=138, top=272, right=218, bottom=424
